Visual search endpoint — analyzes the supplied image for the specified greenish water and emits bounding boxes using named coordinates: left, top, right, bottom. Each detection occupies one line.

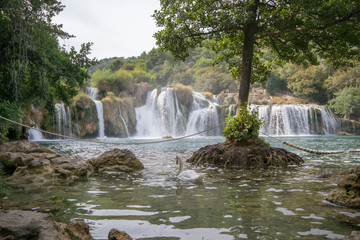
left=8, top=136, right=360, bottom=239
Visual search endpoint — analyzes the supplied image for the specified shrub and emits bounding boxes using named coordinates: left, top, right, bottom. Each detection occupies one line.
left=223, top=105, right=263, bottom=145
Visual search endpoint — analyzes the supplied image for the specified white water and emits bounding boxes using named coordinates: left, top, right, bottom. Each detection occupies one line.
left=28, top=127, right=43, bottom=141
left=135, top=88, right=220, bottom=137
left=256, top=104, right=340, bottom=135
left=86, top=87, right=106, bottom=139
left=119, top=107, right=130, bottom=137
left=55, top=102, right=72, bottom=138
left=185, top=92, right=221, bottom=136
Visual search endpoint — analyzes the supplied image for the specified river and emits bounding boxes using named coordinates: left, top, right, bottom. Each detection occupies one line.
left=10, top=136, right=360, bottom=239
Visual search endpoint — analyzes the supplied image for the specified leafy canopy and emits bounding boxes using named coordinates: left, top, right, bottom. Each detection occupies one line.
left=153, top=0, right=360, bottom=101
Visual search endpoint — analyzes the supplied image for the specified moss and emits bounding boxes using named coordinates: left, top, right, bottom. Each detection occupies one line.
left=174, top=83, right=193, bottom=108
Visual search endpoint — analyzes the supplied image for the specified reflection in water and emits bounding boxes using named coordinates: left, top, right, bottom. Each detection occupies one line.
left=9, top=136, right=360, bottom=239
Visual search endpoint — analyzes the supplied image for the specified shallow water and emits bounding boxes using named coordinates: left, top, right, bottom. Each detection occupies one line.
left=8, top=136, right=360, bottom=239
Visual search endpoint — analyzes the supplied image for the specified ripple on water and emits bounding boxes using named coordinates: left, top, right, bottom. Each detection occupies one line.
left=297, top=228, right=344, bottom=239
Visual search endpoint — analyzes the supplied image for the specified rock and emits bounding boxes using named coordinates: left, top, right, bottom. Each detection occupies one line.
left=187, top=141, right=304, bottom=168
left=326, top=167, right=360, bottom=208
left=0, top=210, right=93, bottom=240
left=0, top=140, right=93, bottom=190
left=68, top=221, right=94, bottom=240
left=89, top=149, right=144, bottom=173
left=108, top=228, right=133, bottom=240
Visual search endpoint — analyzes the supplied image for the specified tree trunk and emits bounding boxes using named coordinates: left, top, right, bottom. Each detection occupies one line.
left=237, top=0, right=259, bottom=110
left=238, top=24, right=256, bottom=109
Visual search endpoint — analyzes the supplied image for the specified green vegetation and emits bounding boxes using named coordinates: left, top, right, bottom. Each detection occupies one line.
left=0, top=0, right=96, bottom=140
left=153, top=0, right=360, bottom=109
left=223, top=105, right=264, bottom=145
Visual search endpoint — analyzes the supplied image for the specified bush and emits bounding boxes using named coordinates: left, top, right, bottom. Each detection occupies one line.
left=223, top=105, right=263, bottom=145
left=329, top=87, right=360, bottom=119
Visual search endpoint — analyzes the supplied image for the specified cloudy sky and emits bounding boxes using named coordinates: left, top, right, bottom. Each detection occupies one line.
left=54, top=0, right=161, bottom=60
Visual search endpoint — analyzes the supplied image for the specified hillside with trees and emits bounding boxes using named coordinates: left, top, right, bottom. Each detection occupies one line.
left=89, top=47, right=360, bottom=121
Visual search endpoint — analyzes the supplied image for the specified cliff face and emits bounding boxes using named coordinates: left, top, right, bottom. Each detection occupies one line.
left=71, top=93, right=98, bottom=138
left=101, top=96, right=136, bottom=137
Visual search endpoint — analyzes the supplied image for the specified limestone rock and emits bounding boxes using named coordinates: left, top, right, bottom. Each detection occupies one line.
left=0, top=210, right=93, bottom=240
left=326, top=167, right=360, bottom=208
left=108, top=228, right=133, bottom=240
left=187, top=141, right=304, bottom=168
left=0, top=140, right=92, bottom=190
left=89, top=149, right=144, bottom=173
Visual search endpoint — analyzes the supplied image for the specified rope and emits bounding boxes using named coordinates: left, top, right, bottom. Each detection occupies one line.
left=259, top=130, right=358, bottom=154
left=0, top=115, right=358, bottom=153
left=0, top=115, right=226, bottom=145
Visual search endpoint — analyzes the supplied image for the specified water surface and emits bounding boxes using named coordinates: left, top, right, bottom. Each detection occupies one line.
left=9, top=136, right=360, bottom=239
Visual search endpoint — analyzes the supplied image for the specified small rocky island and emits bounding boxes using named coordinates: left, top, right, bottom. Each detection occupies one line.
left=187, top=140, right=304, bottom=168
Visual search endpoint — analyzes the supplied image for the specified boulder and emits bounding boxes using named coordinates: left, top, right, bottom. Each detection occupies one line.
left=108, top=228, right=133, bottom=240
left=0, top=210, right=93, bottom=240
left=0, top=141, right=93, bottom=190
left=89, top=149, right=144, bottom=173
left=326, top=167, right=360, bottom=208
left=187, top=141, right=304, bottom=168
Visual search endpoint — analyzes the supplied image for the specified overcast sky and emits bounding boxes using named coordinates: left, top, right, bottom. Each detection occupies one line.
left=53, top=0, right=161, bottom=60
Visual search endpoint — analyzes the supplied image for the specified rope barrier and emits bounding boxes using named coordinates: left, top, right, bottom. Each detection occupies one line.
left=0, top=115, right=358, bottom=153
left=0, top=115, right=226, bottom=145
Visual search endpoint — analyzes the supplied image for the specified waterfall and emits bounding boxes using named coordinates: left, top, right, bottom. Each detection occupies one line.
left=119, top=107, right=130, bottom=137
left=55, top=102, right=72, bottom=138
left=135, top=88, right=187, bottom=137
left=185, top=92, right=221, bottom=136
left=86, top=87, right=106, bottom=138
left=28, top=127, right=43, bottom=141
left=256, top=104, right=340, bottom=136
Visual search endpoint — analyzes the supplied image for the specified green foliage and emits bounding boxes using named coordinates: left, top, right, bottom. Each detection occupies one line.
left=0, top=0, right=96, bottom=139
left=0, top=101, right=23, bottom=141
left=91, top=69, right=133, bottom=97
left=266, top=72, right=287, bottom=96
left=153, top=0, right=360, bottom=106
left=223, top=106, right=263, bottom=145
left=0, top=164, right=9, bottom=209
left=287, top=65, right=329, bottom=104
left=194, top=67, right=235, bottom=94
left=329, top=87, right=360, bottom=119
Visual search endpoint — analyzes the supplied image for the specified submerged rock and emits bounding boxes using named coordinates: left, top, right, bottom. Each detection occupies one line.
left=108, top=228, right=133, bottom=240
left=326, top=167, right=360, bottom=208
left=0, top=210, right=93, bottom=240
left=89, top=149, right=144, bottom=173
left=0, top=140, right=93, bottom=190
left=187, top=141, right=304, bottom=168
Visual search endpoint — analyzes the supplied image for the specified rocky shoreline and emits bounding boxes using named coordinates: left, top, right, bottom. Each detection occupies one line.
left=0, top=140, right=143, bottom=239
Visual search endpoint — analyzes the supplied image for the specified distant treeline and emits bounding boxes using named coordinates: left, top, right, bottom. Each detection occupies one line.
left=90, top=47, right=360, bottom=120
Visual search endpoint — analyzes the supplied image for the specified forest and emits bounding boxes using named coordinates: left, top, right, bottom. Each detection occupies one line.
left=89, top=47, right=360, bottom=120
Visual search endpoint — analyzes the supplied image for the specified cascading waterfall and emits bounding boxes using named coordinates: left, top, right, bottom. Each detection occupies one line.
left=28, top=127, right=43, bottom=141
left=55, top=102, right=72, bottom=138
left=256, top=104, right=340, bottom=135
left=185, top=92, right=221, bottom=136
left=135, top=87, right=187, bottom=137
left=86, top=87, right=105, bottom=138
left=135, top=87, right=220, bottom=137
left=119, top=107, right=130, bottom=137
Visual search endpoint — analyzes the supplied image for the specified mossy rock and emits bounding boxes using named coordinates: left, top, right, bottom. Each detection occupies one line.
left=326, top=167, right=360, bottom=208
left=187, top=141, right=304, bottom=169
left=89, top=149, right=144, bottom=173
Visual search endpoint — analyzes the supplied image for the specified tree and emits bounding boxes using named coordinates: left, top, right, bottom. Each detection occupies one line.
left=0, top=0, right=96, bottom=139
left=153, top=0, right=360, bottom=108
left=329, top=87, right=360, bottom=120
